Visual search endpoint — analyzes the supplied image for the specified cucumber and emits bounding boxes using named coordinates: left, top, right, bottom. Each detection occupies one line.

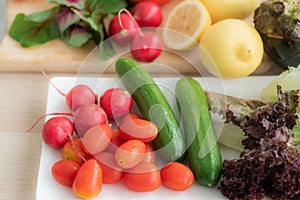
left=175, top=77, right=222, bottom=186
left=115, top=58, right=186, bottom=162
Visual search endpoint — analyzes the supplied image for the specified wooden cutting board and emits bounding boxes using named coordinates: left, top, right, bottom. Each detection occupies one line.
left=0, top=0, right=280, bottom=75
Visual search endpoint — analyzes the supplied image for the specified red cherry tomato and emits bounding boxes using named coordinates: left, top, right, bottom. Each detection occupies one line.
left=118, top=112, right=142, bottom=127
left=105, top=129, right=125, bottom=153
left=124, top=162, right=161, bottom=192
left=132, top=1, right=163, bottom=27
left=160, top=162, right=194, bottom=191
left=52, top=160, right=80, bottom=187
left=81, top=124, right=113, bottom=155
left=61, top=138, right=89, bottom=164
left=143, top=143, right=156, bottom=163
left=100, top=88, right=133, bottom=120
left=115, top=139, right=146, bottom=169
left=119, top=118, right=158, bottom=142
left=130, top=0, right=171, bottom=6
left=72, top=159, right=102, bottom=199
left=95, top=152, right=124, bottom=184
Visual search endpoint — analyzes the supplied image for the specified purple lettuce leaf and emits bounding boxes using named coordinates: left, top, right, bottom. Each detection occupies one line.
left=62, top=26, right=92, bottom=47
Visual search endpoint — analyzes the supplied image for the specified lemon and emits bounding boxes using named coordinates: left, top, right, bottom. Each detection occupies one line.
left=200, top=0, right=260, bottom=23
left=199, top=19, right=264, bottom=79
left=162, top=0, right=212, bottom=50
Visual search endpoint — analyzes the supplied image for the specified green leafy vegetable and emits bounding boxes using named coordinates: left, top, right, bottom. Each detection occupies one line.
left=49, top=0, right=86, bottom=10
left=9, top=7, right=60, bottom=47
left=9, top=0, right=128, bottom=60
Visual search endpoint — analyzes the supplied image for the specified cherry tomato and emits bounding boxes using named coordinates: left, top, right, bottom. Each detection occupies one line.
left=119, top=118, right=158, bottom=142
left=105, top=129, right=125, bottom=153
left=123, top=162, right=161, bottom=192
left=118, top=112, right=141, bottom=127
left=72, top=159, right=102, bottom=199
left=130, top=0, right=171, bottom=6
left=52, top=160, right=80, bottom=187
left=132, top=1, right=163, bottom=27
left=95, top=152, right=124, bottom=184
left=143, top=143, right=156, bottom=163
left=115, top=139, right=146, bottom=169
left=160, top=162, right=194, bottom=191
left=81, top=124, right=113, bottom=155
left=61, top=138, right=89, bottom=164
left=100, top=88, right=133, bottom=120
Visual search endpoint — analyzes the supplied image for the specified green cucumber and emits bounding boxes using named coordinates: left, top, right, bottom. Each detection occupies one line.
left=115, top=57, right=185, bottom=162
left=175, top=77, right=222, bottom=186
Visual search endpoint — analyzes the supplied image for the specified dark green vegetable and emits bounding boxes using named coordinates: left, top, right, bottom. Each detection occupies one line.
left=9, top=0, right=127, bottom=60
left=253, top=0, right=300, bottom=69
left=175, top=77, right=222, bottom=186
left=115, top=57, right=186, bottom=162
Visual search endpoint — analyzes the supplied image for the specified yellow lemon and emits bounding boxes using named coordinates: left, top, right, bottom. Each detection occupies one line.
left=200, top=0, right=260, bottom=23
left=162, top=0, right=212, bottom=50
left=199, top=19, right=264, bottom=79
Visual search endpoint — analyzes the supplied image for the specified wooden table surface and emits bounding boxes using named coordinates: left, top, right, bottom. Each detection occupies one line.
left=0, top=1, right=285, bottom=199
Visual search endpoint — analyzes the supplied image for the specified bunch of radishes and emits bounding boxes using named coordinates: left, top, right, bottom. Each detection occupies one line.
left=108, top=1, right=164, bottom=62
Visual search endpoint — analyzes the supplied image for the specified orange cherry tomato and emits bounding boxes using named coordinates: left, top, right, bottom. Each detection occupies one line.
left=95, top=152, right=124, bottom=184
left=160, top=162, right=194, bottom=191
left=61, top=138, right=89, bottom=164
left=115, top=139, right=146, bottom=169
left=72, top=159, right=102, bottom=199
left=81, top=124, right=113, bottom=155
left=118, top=118, right=158, bottom=142
left=105, top=129, right=125, bottom=153
left=129, top=0, right=171, bottom=6
left=143, top=143, right=156, bottom=163
left=52, top=160, right=81, bottom=187
left=118, top=112, right=141, bottom=126
left=124, top=162, right=161, bottom=192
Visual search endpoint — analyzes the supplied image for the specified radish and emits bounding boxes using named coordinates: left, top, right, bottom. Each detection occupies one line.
left=130, top=31, right=163, bottom=62
left=109, top=10, right=140, bottom=45
left=73, top=104, right=108, bottom=137
left=100, top=88, right=133, bottom=120
left=132, top=1, right=163, bottom=27
left=42, top=116, right=74, bottom=148
left=41, top=70, right=97, bottom=111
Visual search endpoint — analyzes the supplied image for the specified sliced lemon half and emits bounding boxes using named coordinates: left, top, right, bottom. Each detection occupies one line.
left=162, top=0, right=212, bottom=51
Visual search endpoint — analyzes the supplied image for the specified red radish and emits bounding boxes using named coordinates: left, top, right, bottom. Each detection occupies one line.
left=100, top=88, right=133, bottom=120
left=42, top=116, right=74, bottom=148
left=109, top=10, right=140, bottom=45
left=73, top=104, right=108, bottom=137
left=66, top=85, right=97, bottom=111
left=41, top=70, right=97, bottom=111
left=130, top=31, right=163, bottom=62
left=132, top=1, right=163, bottom=27
left=81, top=124, right=113, bottom=155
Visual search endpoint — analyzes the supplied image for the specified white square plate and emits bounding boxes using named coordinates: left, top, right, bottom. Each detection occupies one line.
left=35, top=76, right=276, bottom=200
